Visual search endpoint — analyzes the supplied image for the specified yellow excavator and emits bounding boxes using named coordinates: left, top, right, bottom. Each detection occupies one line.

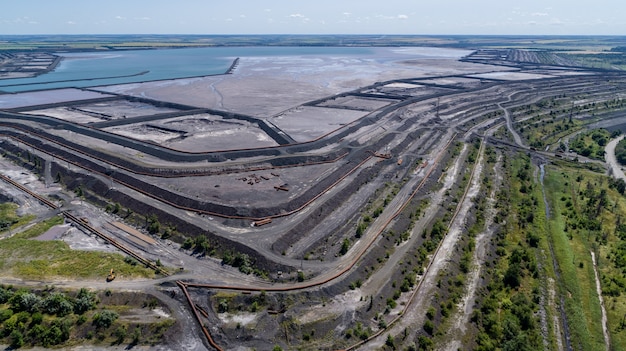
left=106, top=269, right=115, bottom=282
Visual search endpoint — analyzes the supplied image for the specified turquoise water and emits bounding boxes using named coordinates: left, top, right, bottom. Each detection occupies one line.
left=0, top=46, right=372, bottom=93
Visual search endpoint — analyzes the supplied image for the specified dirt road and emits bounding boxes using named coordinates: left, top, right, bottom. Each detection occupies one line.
left=605, top=135, right=626, bottom=181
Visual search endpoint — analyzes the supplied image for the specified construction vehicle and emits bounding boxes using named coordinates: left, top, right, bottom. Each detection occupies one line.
left=106, top=269, right=115, bottom=282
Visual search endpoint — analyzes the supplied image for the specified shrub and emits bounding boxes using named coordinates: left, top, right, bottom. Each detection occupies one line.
left=10, top=330, right=24, bottom=349
left=0, top=309, right=13, bottom=323
left=0, top=287, right=13, bottom=304
left=423, top=320, right=434, bottom=335
left=42, top=292, right=74, bottom=316
left=30, top=311, right=43, bottom=326
left=340, top=238, right=350, bottom=255
left=114, top=325, right=127, bottom=344
left=92, top=310, right=118, bottom=329
left=9, top=290, right=41, bottom=313
left=74, top=288, right=97, bottom=314
left=27, top=324, right=45, bottom=344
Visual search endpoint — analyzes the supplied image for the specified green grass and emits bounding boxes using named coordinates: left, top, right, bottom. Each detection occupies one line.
left=12, top=215, right=64, bottom=239
left=543, top=168, right=607, bottom=351
left=0, top=216, right=154, bottom=280
left=0, top=202, right=36, bottom=232
left=569, top=129, right=612, bottom=160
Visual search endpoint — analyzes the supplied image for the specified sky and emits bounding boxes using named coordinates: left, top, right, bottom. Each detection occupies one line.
left=1, top=0, right=624, bottom=36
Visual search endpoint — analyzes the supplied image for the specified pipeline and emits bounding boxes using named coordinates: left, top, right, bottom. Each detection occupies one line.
left=0, top=130, right=365, bottom=221
left=179, top=134, right=459, bottom=350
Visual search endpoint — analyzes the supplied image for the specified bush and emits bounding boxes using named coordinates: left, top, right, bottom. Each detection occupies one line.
left=504, top=262, right=522, bottom=289
left=426, top=306, right=436, bottom=320
left=74, top=288, right=97, bottom=314
left=0, top=287, right=13, bottom=304
left=42, top=325, right=63, bottom=347
left=340, top=238, right=350, bottom=255
left=10, top=330, right=24, bottom=349
left=92, top=310, right=118, bottom=329
left=418, top=336, right=433, bottom=350
left=182, top=238, right=194, bottom=250
left=131, top=327, right=141, bottom=344
left=30, top=311, right=43, bottom=326
left=42, top=292, right=74, bottom=316
left=114, top=325, right=127, bottom=344
left=9, top=290, right=41, bottom=313
left=0, top=309, right=13, bottom=323
left=218, top=299, right=229, bottom=313
left=27, top=324, right=45, bottom=344
left=423, top=320, right=434, bottom=335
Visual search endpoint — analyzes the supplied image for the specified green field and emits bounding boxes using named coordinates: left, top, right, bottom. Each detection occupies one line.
left=0, top=211, right=154, bottom=280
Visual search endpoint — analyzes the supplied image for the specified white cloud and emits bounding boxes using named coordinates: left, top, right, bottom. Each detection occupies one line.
left=343, top=12, right=351, bottom=16
left=67, top=21, right=76, bottom=25
left=9, top=17, right=38, bottom=25
left=397, top=14, right=408, bottom=20
left=240, top=14, right=246, bottom=18
left=115, top=16, right=126, bottom=20
left=289, top=13, right=305, bottom=18
left=532, top=12, right=549, bottom=17
left=135, top=17, right=150, bottom=21
left=550, top=17, right=565, bottom=25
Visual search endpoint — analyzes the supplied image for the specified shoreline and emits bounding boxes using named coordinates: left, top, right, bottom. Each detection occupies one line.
left=0, top=55, right=241, bottom=93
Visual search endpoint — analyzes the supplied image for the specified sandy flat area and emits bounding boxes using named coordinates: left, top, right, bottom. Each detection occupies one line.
left=468, top=71, right=556, bottom=81
left=95, top=47, right=504, bottom=118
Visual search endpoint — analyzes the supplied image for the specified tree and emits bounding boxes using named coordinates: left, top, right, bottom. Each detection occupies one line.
left=418, top=336, right=433, bottom=351
left=504, top=262, right=522, bottom=289
left=356, top=223, right=365, bottom=238
left=148, top=220, right=161, bottom=235
left=146, top=214, right=160, bottom=234
left=385, top=334, right=395, bottom=349
left=182, top=238, right=194, bottom=250
left=340, top=238, right=350, bottom=255
left=423, top=320, right=434, bottom=335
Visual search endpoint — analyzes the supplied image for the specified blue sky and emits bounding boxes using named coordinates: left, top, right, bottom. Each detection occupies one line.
left=2, top=0, right=624, bottom=35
